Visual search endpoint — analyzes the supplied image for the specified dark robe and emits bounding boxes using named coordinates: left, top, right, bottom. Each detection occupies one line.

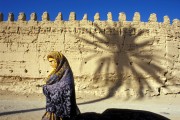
left=42, top=52, right=80, bottom=120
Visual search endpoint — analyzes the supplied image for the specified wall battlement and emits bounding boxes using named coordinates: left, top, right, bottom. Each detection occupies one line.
left=0, top=11, right=179, bottom=25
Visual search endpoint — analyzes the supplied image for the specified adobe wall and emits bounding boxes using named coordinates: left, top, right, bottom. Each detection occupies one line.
left=0, top=12, right=179, bottom=98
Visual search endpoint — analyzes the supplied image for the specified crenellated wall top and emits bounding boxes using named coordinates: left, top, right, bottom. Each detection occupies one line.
left=0, top=12, right=179, bottom=27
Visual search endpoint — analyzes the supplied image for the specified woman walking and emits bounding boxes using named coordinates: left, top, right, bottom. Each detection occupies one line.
left=42, top=51, right=80, bottom=120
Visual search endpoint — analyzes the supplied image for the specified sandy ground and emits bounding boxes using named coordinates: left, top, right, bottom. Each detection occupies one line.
left=0, top=90, right=180, bottom=120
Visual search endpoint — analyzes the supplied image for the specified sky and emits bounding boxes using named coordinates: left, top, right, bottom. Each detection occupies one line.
left=0, top=0, right=180, bottom=23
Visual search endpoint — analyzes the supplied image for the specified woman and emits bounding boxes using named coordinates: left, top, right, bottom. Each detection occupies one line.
left=42, top=51, right=80, bottom=120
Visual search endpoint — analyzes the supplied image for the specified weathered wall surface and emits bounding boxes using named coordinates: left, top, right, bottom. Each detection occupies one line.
left=0, top=12, right=179, bottom=98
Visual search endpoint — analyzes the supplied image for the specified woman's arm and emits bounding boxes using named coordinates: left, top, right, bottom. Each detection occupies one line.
left=43, top=85, right=56, bottom=112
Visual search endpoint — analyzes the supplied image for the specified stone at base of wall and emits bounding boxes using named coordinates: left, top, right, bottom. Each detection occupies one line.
left=0, top=76, right=44, bottom=94
left=0, top=76, right=179, bottom=99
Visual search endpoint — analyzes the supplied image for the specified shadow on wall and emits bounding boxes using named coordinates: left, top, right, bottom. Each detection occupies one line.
left=73, top=23, right=175, bottom=104
left=76, top=108, right=170, bottom=120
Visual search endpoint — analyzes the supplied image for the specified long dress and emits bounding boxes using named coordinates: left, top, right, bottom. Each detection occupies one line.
left=42, top=52, right=80, bottom=120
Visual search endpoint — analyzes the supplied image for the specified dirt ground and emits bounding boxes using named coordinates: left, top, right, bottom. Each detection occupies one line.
left=0, top=90, right=180, bottom=120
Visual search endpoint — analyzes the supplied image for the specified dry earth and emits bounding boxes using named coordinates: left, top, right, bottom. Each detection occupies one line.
left=0, top=90, right=180, bottom=120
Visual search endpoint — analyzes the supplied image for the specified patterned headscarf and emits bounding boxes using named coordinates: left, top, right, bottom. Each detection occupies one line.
left=46, top=51, right=70, bottom=85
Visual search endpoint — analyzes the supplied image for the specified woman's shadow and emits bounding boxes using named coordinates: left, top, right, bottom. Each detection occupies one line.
left=76, top=108, right=170, bottom=120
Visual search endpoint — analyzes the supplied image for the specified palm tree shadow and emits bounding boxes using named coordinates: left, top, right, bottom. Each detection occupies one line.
left=73, top=23, right=172, bottom=104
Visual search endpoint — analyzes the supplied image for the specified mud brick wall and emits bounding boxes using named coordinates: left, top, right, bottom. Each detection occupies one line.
left=0, top=12, right=179, bottom=98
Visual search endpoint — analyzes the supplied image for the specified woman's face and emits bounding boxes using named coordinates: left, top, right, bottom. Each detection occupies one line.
left=48, top=58, right=57, bottom=69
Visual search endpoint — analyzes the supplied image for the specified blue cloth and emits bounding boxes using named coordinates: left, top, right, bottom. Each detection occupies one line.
left=43, top=69, right=80, bottom=119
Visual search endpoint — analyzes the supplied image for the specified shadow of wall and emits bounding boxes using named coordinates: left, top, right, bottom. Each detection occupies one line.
left=76, top=108, right=170, bottom=120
